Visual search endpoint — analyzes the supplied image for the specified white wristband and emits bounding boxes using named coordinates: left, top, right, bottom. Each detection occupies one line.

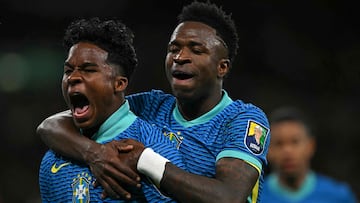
left=137, top=148, right=169, bottom=186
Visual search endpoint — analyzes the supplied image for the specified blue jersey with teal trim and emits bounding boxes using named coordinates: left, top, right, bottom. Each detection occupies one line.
left=39, top=105, right=185, bottom=203
left=126, top=89, right=270, bottom=203
left=262, top=172, right=357, bottom=203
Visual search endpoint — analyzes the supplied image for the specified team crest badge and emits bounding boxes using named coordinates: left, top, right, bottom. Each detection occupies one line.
left=162, top=125, right=183, bottom=149
left=72, top=172, right=92, bottom=203
left=244, top=120, right=269, bottom=155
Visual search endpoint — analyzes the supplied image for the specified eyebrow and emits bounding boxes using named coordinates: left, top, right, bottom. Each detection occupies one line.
left=169, top=38, right=205, bottom=46
left=64, top=62, right=98, bottom=68
left=188, top=40, right=204, bottom=47
left=64, top=62, right=73, bottom=68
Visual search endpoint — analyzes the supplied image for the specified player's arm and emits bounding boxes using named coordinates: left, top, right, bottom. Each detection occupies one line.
left=162, top=158, right=258, bottom=203
left=36, top=110, right=141, bottom=199
left=120, top=139, right=259, bottom=203
left=37, top=110, right=92, bottom=160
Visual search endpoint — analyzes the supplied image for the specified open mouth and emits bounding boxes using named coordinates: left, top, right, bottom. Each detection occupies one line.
left=69, top=92, right=90, bottom=117
left=172, top=70, right=193, bottom=80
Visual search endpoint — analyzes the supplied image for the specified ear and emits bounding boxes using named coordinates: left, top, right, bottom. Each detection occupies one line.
left=218, top=59, right=230, bottom=78
left=267, top=140, right=275, bottom=163
left=307, top=137, right=316, bottom=158
left=114, top=76, right=128, bottom=93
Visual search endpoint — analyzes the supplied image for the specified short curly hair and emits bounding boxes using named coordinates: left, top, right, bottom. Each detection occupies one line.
left=63, top=17, right=138, bottom=80
left=269, top=106, right=314, bottom=137
left=178, top=1, right=239, bottom=64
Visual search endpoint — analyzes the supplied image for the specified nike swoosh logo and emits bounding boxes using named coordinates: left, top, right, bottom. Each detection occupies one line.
left=51, top=162, right=71, bottom=173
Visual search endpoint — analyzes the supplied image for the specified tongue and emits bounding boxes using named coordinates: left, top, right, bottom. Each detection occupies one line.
left=74, top=105, right=89, bottom=117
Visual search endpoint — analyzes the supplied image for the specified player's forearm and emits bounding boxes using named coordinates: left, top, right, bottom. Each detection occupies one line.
left=36, top=110, right=99, bottom=163
left=160, top=159, right=258, bottom=203
left=161, top=164, right=229, bottom=203
left=136, top=148, right=257, bottom=203
left=160, top=165, right=237, bottom=203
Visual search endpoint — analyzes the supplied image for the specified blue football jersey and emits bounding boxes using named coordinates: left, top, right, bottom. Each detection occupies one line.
left=262, top=172, right=357, bottom=203
left=39, top=101, right=185, bottom=203
left=127, top=89, right=270, bottom=203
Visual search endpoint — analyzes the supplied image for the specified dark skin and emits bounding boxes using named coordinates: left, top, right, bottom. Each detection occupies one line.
left=268, top=121, right=315, bottom=191
left=63, top=42, right=122, bottom=132
left=61, top=42, right=141, bottom=198
left=165, top=22, right=229, bottom=120
left=117, top=138, right=258, bottom=203
left=38, top=111, right=141, bottom=199
left=37, top=22, right=260, bottom=202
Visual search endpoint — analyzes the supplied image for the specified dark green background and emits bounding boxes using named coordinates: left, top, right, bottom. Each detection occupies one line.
left=0, top=0, right=359, bottom=202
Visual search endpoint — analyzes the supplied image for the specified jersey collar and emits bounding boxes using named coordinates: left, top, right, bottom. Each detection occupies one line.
left=173, top=90, right=233, bottom=127
left=268, top=171, right=316, bottom=201
left=91, top=100, right=137, bottom=143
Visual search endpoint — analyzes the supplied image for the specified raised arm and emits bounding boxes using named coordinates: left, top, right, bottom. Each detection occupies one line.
left=36, top=110, right=140, bottom=199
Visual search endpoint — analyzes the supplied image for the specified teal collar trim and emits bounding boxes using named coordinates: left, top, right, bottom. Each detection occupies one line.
left=91, top=100, right=137, bottom=143
left=268, top=171, right=316, bottom=201
left=173, top=90, right=233, bottom=127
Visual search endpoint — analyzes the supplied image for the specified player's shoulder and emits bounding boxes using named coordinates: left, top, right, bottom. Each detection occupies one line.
left=127, top=89, right=175, bottom=102
left=149, top=89, right=175, bottom=99
left=42, top=150, right=57, bottom=160
left=232, top=99, right=265, bottom=111
left=316, top=173, right=351, bottom=188
left=226, top=99, right=268, bottom=120
left=40, top=150, right=56, bottom=168
left=145, top=89, right=176, bottom=108
left=315, top=173, right=355, bottom=195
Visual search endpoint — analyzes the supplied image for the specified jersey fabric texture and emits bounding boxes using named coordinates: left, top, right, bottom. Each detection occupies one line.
left=262, top=171, right=357, bottom=203
left=126, top=89, right=270, bottom=203
left=39, top=100, right=185, bottom=203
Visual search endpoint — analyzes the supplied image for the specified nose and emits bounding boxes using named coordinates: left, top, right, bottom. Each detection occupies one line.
left=173, top=49, right=191, bottom=65
left=66, top=69, right=82, bottom=86
left=281, top=144, right=295, bottom=154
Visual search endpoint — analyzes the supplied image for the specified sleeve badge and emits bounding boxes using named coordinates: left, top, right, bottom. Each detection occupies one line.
left=244, top=120, right=269, bottom=155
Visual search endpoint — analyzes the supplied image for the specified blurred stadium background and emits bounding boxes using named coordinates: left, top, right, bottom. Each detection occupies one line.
left=0, top=0, right=359, bottom=202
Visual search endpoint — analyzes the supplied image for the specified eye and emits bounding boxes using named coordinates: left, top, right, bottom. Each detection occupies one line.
left=192, top=48, right=202, bottom=55
left=168, top=45, right=180, bottom=54
left=64, top=67, right=73, bottom=75
left=191, top=46, right=204, bottom=55
left=83, top=68, right=96, bottom=73
left=272, top=140, right=282, bottom=147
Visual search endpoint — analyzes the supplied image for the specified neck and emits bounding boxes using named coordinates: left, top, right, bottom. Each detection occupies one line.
left=177, top=90, right=222, bottom=121
left=81, top=125, right=100, bottom=138
left=81, top=97, right=125, bottom=137
left=278, top=169, right=309, bottom=191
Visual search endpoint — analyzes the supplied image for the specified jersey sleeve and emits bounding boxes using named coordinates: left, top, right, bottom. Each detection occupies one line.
left=216, top=104, right=270, bottom=174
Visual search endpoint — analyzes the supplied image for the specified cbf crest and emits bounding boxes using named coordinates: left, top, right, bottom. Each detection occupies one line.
left=161, top=125, right=183, bottom=149
left=72, top=172, right=92, bottom=203
left=244, top=120, right=269, bottom=155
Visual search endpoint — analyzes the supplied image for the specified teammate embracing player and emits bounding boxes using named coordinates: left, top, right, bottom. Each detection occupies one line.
left=38, top=1, right=271, bottom=202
